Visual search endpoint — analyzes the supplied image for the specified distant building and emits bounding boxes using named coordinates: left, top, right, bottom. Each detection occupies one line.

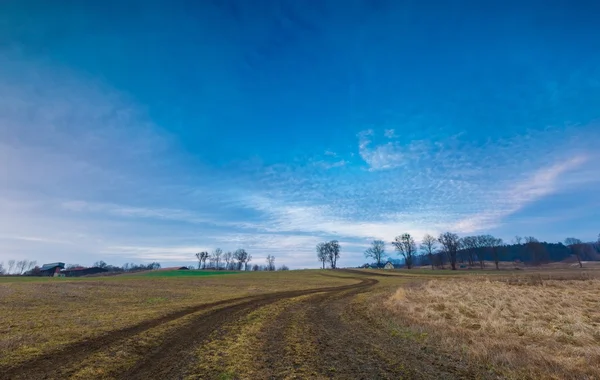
left=61, top=267, right=108, bottom=277
left=40, top=262, right=65, bottom=276
left=384, top=262, right=394, bottom=270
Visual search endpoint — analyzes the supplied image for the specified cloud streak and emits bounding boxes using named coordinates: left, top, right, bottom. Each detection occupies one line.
left=453, top=155, right=590, bottom=232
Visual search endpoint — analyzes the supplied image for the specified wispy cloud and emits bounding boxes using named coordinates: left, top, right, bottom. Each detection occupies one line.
left=357, top=129, right=403, bottom=170
left=241, top=195, right=437, bottom=242
left=61, top=201, right=213, bottom=224
left=384, top=129, right=397, bottom=138
left=453, top=156, right=590, bottom=232
left=357, top=129, right=429, bottom=171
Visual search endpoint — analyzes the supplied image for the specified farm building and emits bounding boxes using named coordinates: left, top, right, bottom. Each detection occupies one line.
left=384, top=262, right=395, bottom=270
left=61, top=267, right=108, bottom=277
left=40, top=262, right=65, bottom=276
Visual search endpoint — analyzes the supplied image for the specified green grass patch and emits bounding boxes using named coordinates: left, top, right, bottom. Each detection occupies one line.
left=138, top=270, right=240, bottom=278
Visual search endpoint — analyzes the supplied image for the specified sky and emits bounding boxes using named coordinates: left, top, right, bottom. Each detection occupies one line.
left=1, top=1, right=599, bottom=269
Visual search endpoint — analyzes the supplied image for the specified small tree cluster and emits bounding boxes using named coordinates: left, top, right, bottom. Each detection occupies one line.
left=195, top=248, right=252, bottom=270
left=316, top=240, right=341, bottom=269
left=122, top=262, right=161, bottom=272
left=1, top=259, right=37, bottom=275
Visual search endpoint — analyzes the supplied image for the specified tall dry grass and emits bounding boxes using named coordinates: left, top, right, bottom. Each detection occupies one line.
left=386, top=273, right=600, bottom=379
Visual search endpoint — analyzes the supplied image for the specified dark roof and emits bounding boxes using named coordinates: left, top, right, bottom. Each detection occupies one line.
left=40, top=262, right=65, bottom=271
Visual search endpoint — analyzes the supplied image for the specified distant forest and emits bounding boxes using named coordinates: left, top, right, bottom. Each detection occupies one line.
left=364, top=234, right=600, bottom=269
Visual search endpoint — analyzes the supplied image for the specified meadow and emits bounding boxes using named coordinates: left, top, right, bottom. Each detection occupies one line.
left=0, top=270, right=354, bottom=371
left=385, top=271, right=600, bottom=379
left=1, top=268, right=598, bottom=379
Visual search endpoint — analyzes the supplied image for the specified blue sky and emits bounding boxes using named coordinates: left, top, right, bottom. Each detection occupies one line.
left=1, top=1, right=599, bottom=268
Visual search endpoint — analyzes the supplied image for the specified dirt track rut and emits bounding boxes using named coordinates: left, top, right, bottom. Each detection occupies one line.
left=1, top=276, right=376, bottom=380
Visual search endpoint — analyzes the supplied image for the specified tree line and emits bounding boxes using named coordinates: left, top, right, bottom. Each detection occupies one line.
left=0, top=260, right=161, bottom=276
left=362, top=232, right=600, bottom=270
left=0, top=260, right=37, bottom=275
left=194, top=249, right=283, bottom=271
left=92, top=261, right=162, bottom=273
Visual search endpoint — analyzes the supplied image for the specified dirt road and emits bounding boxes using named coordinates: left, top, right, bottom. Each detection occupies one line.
left=1, top=275, right=375, bottom=379
left=1, top=272, right=481, bottom=379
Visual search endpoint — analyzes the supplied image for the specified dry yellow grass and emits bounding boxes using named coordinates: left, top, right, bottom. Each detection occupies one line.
left=386, top=272, right=600, bottom=379
left=0, top=271, right=354, bottom=367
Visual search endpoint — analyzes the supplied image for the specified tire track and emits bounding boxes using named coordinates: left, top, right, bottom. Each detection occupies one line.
left=1, top=276, right=376, bottom=380
left=121, top=277, right=377, bottom=380
left=256, top=282, right=375, bottom=379
left=260, top=271, right=482, bottom=379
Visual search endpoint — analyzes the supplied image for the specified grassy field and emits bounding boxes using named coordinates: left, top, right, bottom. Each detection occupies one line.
left=0, top=270, right=355, bottom=369
left=384, top=271, right=600, bottom=379
left=2, top=268, right=598, bottom=379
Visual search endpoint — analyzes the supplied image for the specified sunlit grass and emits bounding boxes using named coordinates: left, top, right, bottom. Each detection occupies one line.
left=385, top=272, right=600, bottom=379
left=0, top=270, right=354, bottom=367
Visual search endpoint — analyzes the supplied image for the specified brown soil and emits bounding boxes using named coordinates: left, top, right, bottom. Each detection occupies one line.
left=0, top=276, right=375, bottom=380
left=1, top=271, right=489, bottom=379
left=255, top=271, right=485, bottom=380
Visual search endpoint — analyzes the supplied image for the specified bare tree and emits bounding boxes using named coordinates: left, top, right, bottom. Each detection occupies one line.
left=208, top=255, right=216, bottom=269
left=316, top=241, right=341, bottom=269
left=195, top=251, right=211, bottom=269
left=266, top=255, right=276, bottom=271
left=326, top=240, right=341, bottom=269
left=488, top=237, right=504, bottom=270
left=420, top=234, right=437, bottom=270
left=364, top=240, right=386, bottom=267
left=0, top=262, right=5, bottom=275
left=252, top=264, right=260, bottom=271
left=17, top=260, right=29, bottom=275
left=524, top=236, right=538, bottom=243
left=438, top=232, right=460, bottom=270
left=513, top=236, right=523, bottom=245
left=202, top=252, right=210, bottom=269
left=475, top=235, right=497, bottom=269
left=459, top=236, right=476, bottom=267
left=7, top=260, right=15, bottom=274
left=278, top=265, right=289, bottom=271
left=234, top=249, right=249, bottom=270
left=27, top=261, right=37, bottom=271
left=316, top=242, right=328, bottom=269
left=213, top=248, right=223, bottom=270
left=223, top=251, right=233, bottom=270
left=565, top=237, right=584, bottom=268
left=392, top=233, right=417, bottom=269
left=195, top=252, right=202, bottom=269
left=246, top=254, right=252, bottom=271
